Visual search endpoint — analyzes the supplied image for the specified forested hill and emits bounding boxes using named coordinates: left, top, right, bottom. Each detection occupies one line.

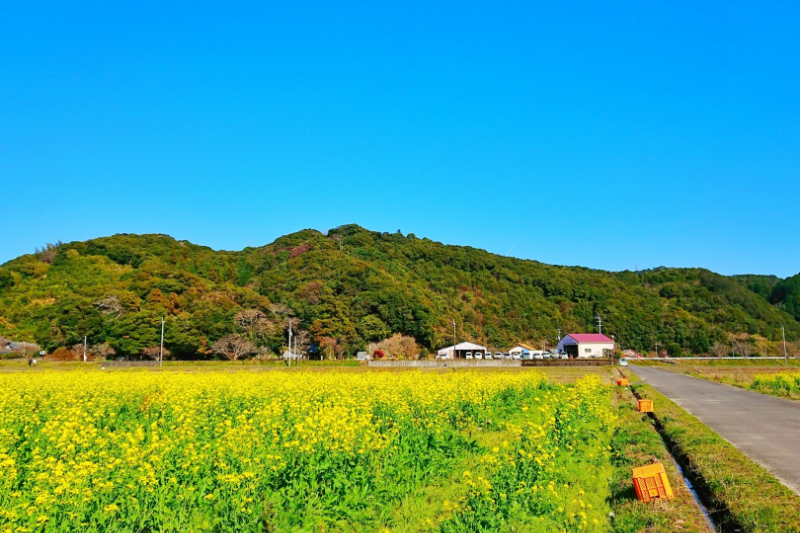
left=769, top=273, right=800, bottom=322
left=0, top=224, right=797, bottom=358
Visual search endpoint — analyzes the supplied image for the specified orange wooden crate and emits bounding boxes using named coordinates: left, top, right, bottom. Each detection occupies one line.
left=632, top=462, right=673, bottom=502
left=638, top=399, right=653, bottom=412
left=617, top=378, right=629, bottom=386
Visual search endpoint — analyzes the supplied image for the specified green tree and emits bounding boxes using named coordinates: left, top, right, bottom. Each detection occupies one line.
left=667, top=342, right=683, bottom=358
left=358, top=315, right=389, bottom=342
left=309, top=287, right=356, bottom=342
left=109, top=310, right=161, bottom=356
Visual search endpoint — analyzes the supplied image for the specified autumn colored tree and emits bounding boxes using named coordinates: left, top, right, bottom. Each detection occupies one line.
left=90, top=343, right=116, bottom=360
left=15, top=342, right=40, bottom=361
left=373, top=334, right=420, bottom=360
left=212, top=334, right=256, bottom=361
left=319, top=337, right=345, bottom=360
left=234, top=309, right=275, bottom=342
left=147, top=288, right=169, bottom=308
left=72, top=343, right=86, bottom=361
left=142, top=345, right=170, bottom=361
left=708, top=342, right=728, bottom=357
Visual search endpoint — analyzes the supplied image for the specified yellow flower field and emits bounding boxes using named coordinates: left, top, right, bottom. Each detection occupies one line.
left=0, top=370, right=616, bottom=532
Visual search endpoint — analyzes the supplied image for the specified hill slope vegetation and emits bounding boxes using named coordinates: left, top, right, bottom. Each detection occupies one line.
left=0, top=225, right=797, bottom=358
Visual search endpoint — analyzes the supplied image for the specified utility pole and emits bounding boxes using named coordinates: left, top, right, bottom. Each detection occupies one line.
left=452, top=319, right=457, bottom=359
left=83, top=335, right=87, bottom=362
left=557, top=328, right=562, bottom=341
left=783, top=325, right=788, bottom=367
left=611, top=335, right=616, bottom=364
left=596, top=315, right=603, bottom=334
left=288, top=319, right=293, bottom=366
left=655, top=342, right=659, bottom=358
left=159, top=317, right=165, bottom=367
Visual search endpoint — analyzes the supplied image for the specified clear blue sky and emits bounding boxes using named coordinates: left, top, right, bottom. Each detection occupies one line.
left=2, top=1, right=799, bottom=277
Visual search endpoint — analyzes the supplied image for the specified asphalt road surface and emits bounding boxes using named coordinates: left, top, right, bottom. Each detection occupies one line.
left=629, top=365, right=800, bottom=494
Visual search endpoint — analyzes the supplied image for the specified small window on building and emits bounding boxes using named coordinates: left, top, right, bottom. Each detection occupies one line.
left=584, top=348, right=591, bottom=353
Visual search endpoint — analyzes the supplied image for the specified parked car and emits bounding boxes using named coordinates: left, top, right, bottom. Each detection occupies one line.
left=474, top=351, right=483, bottom=360
left=465, top=351, right=473, bottom=359
left=520, top=350, right=531, bottom=360
left=494, top=352, right=503, bottom=359
left=503, top=352, right=511, bottom=359
left=532, top=351, right=545, bottom=360
left=560, top=352, right=569, bottom=360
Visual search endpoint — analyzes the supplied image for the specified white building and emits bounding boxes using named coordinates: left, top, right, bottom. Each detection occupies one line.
left=508, top=343, right=535, bottom=357
left=556, top=334, right=615, bottom=358
left=437, top=341, right=488, bottom=359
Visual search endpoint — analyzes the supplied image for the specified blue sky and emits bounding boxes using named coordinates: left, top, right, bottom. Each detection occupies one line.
left=2, top=1, right=798, bottom=277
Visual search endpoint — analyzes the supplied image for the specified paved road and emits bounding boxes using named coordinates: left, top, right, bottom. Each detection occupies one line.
left=629, top=365, right=800, bottom=494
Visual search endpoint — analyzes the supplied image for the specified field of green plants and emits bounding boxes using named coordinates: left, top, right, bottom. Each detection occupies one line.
left=1, top=369, right=628, bottom=532
left=750, top=371, right=800, bottom=397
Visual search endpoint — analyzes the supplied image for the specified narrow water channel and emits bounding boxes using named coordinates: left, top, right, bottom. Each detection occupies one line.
left=619, top=369, right=736, bottom=532
left=667, top=456, right=718, bottom=532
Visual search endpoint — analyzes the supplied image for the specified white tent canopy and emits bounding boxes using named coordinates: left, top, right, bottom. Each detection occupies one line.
left=437, top=342, right=488, bottom=359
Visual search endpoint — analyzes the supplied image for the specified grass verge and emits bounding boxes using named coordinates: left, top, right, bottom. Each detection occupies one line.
left=629, top=381, right=800, bottom=532
left=631, top=359, right=800, bottom=367
left=609, top=386, right=711, bottom=532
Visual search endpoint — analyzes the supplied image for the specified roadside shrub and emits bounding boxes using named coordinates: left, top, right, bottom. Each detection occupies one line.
left=667, top=343, right=683, bottom=357
left=47, top=347, right=77, bottom=361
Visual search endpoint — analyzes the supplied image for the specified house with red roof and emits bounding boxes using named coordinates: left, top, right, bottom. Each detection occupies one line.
left=556, top=333, right=615, bottom=358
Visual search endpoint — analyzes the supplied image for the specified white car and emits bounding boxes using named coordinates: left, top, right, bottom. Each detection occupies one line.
left=475, top=351, right=483, bottom=360
left=465, top=351, right=474, bottom=359
left=532, top=351, right=545, bottom=360
left=494, top=352, right=503, bottom=359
